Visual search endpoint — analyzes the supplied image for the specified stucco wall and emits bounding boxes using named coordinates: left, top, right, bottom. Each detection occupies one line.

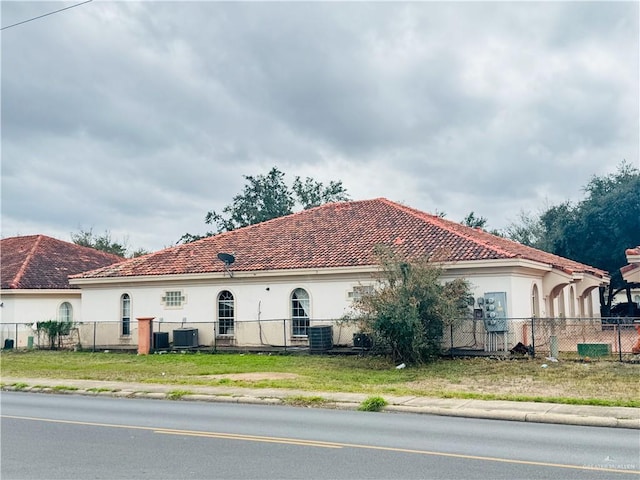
left=0, top=291, right=82, bottom=348
left=75, top=265, right=603, bottom=349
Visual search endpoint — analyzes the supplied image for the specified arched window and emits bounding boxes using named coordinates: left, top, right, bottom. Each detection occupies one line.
left=531, top=284, right=540, bottom=318
left=121, top=294, right=131, bottom=336
left=217, top=290, right=235, bottom=336
left=291, top=288, right=310, bottom=336
left=59, top=302, right=72, bottom=323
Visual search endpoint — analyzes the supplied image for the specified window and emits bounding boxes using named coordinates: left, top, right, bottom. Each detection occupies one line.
left=347, top=285, right=374, bottom=300
left=217, top=290, right=235, bottom=336
left=162, top=290, right=185, bottom=308
left=531, top=284, right=540, bottom=318
left=58, top=302, right=72, bottom=322
left=121, top=294, right=131, bottom=336
left=291, top=288, right=310, bottom=336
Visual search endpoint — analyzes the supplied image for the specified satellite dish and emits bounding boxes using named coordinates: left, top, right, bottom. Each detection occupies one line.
left=217, top=252, right=235, bottom=265
left=217, top=252, right=235, bottom=278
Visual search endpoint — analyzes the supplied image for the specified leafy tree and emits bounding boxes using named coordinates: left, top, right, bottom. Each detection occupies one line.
left=177, top=232, right=212, bottom=244
left=205, top=167, right=295, bottom=233
left=503, top=161, right=640, bottom=314
left=292, top=176, right=350, bottom=209
left=181, top=167, right=350, bottom=240
left=130, top=248, right=151, bottom=258
left=462, top=211, right=488, bottom=229
left=36, top=320, right=73, bottom=350
left=71, top=228, right=148, bottom=258
left=71, top=228, right=127, bottom=257
left=347, top=247, right=472, bottom=365
left=461, top=211, right=503, bottom=236
left=502, top=209, right=545, bottom=247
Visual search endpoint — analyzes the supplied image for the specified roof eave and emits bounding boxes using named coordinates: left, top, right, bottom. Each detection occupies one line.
left=69, top=265, right=379, bottom=286
left=0, top=289, right=82, bottom=296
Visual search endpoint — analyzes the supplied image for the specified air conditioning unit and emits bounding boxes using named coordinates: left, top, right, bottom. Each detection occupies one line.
left=153, top=332, right=170, bottom=350
left=308, top=326, right=332, bottom=352
left=353, top=333, right=372, bottom=350
left=173, top=328, right=198, bottom=348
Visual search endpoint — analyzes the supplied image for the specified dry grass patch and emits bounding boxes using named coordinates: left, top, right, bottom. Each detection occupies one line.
left=197, top=372, right=300, bottom=381
left=1, top=351, right=638, bottom=407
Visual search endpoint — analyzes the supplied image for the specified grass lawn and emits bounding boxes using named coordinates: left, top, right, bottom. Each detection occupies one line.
left=1, top=350, right=638, bottom=407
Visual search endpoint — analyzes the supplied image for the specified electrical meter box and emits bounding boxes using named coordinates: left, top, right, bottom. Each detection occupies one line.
left=482, top=292, right=508, bottom=332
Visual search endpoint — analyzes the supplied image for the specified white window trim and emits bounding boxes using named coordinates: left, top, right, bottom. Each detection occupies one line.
left=217, top=290, right=235, bottom=337
left=291, top=288, right=310, bottom=337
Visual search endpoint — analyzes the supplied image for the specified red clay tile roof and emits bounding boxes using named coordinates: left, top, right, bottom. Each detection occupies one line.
left=72, top=198, right=607, bottom=280
left=626, top=246, right=640, bottom=256
left=621, top=246, right=640, bottom=275
left=1, top=235, right=124, bottom=289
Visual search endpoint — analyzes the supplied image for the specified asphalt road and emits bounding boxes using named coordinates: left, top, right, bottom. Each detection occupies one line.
left=1, top=392, right=638, bottom=479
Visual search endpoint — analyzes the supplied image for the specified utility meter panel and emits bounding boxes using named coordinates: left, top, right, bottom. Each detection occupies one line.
left=483, top=292, right=508, bottom=332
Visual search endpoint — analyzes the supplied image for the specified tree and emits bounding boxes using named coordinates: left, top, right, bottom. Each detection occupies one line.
left=503, top=161, right=640, bottom=315
left=462, top=211, right=488, bottom=229
left=71, top=228, right=127, bottom=257
left=36, top=320, right=73, bottom=350
left=71, top=228, right=148, bottom=258
left=292, top=176, right=350, bottom=209
left=347, top=247, right=472, bottom=365
left=461, top=211, right=503, bottom=236
left=181, top=166, right=350, bottom=240
left=502, top=209, right=545, bottom=247
left=205, top=167, right=295, bottom=233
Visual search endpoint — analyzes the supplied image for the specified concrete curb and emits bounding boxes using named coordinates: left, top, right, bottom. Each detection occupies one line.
left=2, top=381, right=638, bottom=430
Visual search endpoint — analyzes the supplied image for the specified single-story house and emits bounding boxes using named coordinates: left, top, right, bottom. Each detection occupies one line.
left=619, top=246, right=640, bottom=313
left=0, top=235, right=123, bottom=347
left=69, top=198, right=609, bottom=350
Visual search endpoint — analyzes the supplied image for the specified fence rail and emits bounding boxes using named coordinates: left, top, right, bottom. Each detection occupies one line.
left=1, top=317, right=639, bottom=362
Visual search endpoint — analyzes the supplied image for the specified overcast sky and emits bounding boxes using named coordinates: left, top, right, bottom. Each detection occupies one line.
left=2, top=1, right=638, bottom=253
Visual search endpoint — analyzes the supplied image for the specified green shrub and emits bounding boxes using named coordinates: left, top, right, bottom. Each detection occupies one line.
left=36, top=320, right=74, bottom=350
left=167, top=389, right=192, bottom=400
left=358, top=396, right=388, bottom=412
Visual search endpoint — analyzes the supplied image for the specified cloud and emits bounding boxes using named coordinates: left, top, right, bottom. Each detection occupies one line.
left=2, top=1, right=637, bottom=251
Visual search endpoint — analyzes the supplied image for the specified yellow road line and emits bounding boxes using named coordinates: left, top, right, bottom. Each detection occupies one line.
left=3, top=415, right=638, bottom=475
left=155, top=430, right=342, bottom=448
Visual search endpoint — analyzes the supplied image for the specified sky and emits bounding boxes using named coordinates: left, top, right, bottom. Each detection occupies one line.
left=2, top=1, right=638, bottom=254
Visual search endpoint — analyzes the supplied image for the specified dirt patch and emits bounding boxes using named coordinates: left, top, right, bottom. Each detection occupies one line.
left=405, top=375, right=605, bottom=399
left=199, top=372, right=300, bottom=381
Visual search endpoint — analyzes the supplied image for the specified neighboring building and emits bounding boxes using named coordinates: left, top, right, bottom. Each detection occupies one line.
left=1, top=235, right=123, bottom=347
left=70, top=199, right=609, bottom=350
left=621, top=246, right=640, bottom=285
left=619, top=246, right=640, bottom=315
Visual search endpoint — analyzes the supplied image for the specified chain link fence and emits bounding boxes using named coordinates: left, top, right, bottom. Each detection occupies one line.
left=2, top=316, right=639, bottom=362
left=446, top=316, right=640, bottom=362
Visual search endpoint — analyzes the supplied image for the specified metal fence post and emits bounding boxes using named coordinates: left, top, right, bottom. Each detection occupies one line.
left=92, top=321, right=96, bottom=352
left=531, top=317, right=536, bottom=358
left=213, top=321, right=217, bottom=353
left=617, top=318, right=623, bottom=362
left=450, top=323, right=454, bottom=357
left=283, top=319, right=287, bottom=352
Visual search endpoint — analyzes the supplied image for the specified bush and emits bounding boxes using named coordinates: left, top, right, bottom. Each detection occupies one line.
left=36, top=320, right=74, bottom=350
left=358, top=396, right=388, bottom=412
left=347, top=247, right=472, bottom=365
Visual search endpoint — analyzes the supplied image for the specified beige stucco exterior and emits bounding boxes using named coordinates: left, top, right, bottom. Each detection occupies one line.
left=69, top=258, right=605, bottom=350
left=0, top=290, right=82, bottom=348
